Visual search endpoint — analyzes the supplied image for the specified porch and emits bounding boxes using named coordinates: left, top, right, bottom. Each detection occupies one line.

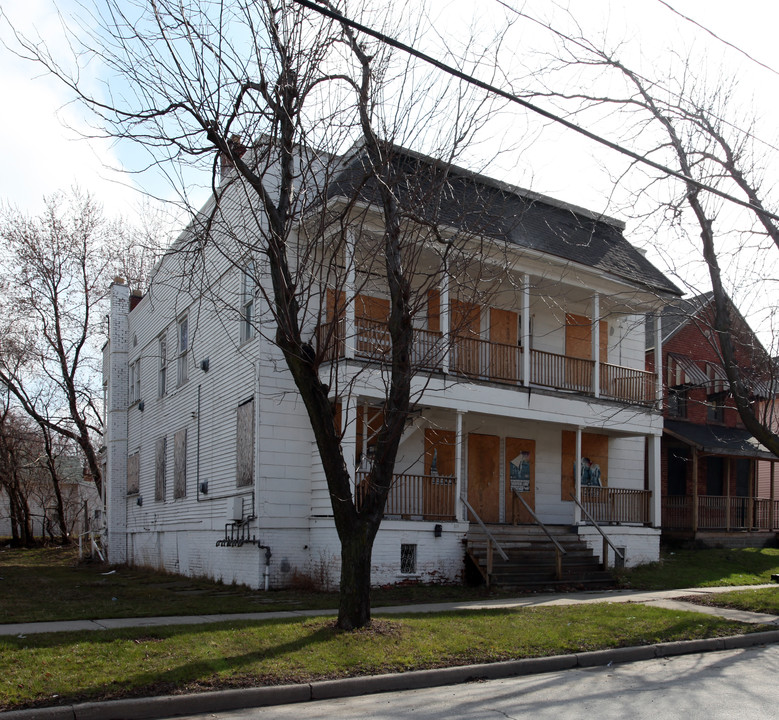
left=662, top=495, right=779, bottom=532
left=318, top=317, right=656, bottom=406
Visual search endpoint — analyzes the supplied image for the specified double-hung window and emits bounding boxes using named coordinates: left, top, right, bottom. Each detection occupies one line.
left=241, top=262, right=256, bottom=342
left=177, top=316, right=188, bottom=386
left=158, top=334, right=167, bottom=397
left=129, top=359, right=141, bottom=404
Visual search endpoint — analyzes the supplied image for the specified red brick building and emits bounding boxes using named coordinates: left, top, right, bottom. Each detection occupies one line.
left=646, top=292, right=778, bottom=545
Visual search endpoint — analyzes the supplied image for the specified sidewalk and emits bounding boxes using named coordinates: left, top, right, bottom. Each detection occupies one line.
left=2, top=583, right=777, bottom=637
left=3, top=585, right=778, bottom=720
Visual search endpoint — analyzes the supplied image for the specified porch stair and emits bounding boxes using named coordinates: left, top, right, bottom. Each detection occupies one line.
left=465, top=524, right=615, bottom=591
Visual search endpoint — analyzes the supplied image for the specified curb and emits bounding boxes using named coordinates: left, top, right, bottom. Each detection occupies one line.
left=5, top=630, right=779, bottom=720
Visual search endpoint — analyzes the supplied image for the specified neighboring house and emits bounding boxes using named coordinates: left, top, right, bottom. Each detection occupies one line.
left=0, top=454, right=99, bottom=540
left=645, top=292, right=779, bottom=546
left=103, top=145, right=681, bottom=590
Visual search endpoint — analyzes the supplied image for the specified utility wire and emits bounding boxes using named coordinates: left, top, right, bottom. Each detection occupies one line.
left=292, top=0, right=779, bottom=225
left=656, top=0, right=779, bottom=78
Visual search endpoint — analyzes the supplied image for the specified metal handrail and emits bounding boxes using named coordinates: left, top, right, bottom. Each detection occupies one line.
left=569, top=492, right=625, bottom=566
left=513, top=491, right=566, bottom=580
left=461, top=495, right=508, bottom=561
left=513, top=492, right=567, bottom=557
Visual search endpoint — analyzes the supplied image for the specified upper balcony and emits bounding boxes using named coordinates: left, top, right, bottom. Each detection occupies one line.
left=316, top=310, right=657, bottom=407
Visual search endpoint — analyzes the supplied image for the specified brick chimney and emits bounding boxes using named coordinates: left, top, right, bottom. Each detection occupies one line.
left=220, top=134, right=247, bottom=177
left=129, top=288, right=144, bottom=311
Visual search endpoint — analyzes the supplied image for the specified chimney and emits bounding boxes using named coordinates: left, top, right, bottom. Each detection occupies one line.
left=129, top=288, right=144, bottom=311
left=220, top=134, right=247, bottom=177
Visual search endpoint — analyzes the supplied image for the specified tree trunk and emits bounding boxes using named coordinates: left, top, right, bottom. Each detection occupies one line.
left=337, top=524, right=377, bottom=629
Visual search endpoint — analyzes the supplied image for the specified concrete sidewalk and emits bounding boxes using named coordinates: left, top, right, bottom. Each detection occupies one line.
left=2, top=585, right=778, bottom=720
left=2, top=583, right=777, bottom=637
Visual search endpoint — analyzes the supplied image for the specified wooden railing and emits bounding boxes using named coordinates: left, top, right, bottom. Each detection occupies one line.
left=355, top=471, right=456, bottom=521
left=600, top=363, right=655, bottom=405
left=315, top=320, right=657, bottom=407
left=569, top=492, right=625, bottom=568
left=662, top=495, right=779, bottom=531
left=530, top=349, right=593, bottom=394
left=581, top=487, right=652, bottom=525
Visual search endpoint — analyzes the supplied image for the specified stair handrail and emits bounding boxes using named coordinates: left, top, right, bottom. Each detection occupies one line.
left=461, top=495, right=509, bottom=561
left=513, top=492, right=566, bottom=580
left=513, top=492, right=567, bottom=557
left=569, top=492, right=625, bottom=567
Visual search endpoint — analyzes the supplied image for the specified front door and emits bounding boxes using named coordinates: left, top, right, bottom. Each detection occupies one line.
left=467, top=433, right=500, bottom=523
left=506, top=437, right=535, bottom=523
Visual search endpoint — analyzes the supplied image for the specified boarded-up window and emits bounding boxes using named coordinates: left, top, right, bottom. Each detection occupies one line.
left=127, top=451, right=140, bottom=495
left=561, top=431, right=609, bottom=500
left=174, top=428, right=187, bottom=498
left=155, top=436, right=167, bottom=501
left=236, top=398, right=255, bottom=487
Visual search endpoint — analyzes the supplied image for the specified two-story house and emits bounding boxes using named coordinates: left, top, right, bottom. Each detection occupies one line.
left=646, top=292, right=779, bottom=546
left=103, top=145, right=682, bottom=590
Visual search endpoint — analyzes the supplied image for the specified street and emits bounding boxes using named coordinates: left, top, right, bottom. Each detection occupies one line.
left=164, top=644, right=779, bottom=720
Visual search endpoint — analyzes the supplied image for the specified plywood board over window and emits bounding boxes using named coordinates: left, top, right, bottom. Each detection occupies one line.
left=561, top=431, right=609, bottom=501
left=506, top=438, right=535, bottom=523
left=236, top=398, right=255, bottom=487
left=155, top=436, right=166, bottom=501
left=174, top=428, right=187, bottom=499
left=424, top=428, right=456, bottom=476
left=565, top=313, right=608, bottom=362
left=127, top=451, right=140, bottom=495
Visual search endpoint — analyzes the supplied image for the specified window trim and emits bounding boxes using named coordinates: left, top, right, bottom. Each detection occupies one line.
left=158, top=333, right=167, bottom=397
left=177, top=315, right=189, bottom=387
left=240, top=262, right=256, bottom=343
left=129, top=358, right=141, bottom=405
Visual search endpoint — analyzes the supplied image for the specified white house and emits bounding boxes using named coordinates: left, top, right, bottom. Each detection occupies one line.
left=102, top=145, right=681, bottom=590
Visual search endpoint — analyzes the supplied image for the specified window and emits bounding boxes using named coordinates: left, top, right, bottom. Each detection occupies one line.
left=707, top=391, right=727, bottom=423
left=236, top=398, right=255, bottom=487
left=241, top=262, right=256, bottom=342
left=158, top=334, right=167, bottom=397
left=174, top=428, right=187, bottom=498
left=129, top=359, right=141, bottom=404
left=155, top=436, right=167, bottom=501
left=400, top=543, right=417, bottom=574
left=668, top=386, right=688, bottom=418
left=177, top=316, right=188, bottom=386
left=127, top=451, right=140, bottom=495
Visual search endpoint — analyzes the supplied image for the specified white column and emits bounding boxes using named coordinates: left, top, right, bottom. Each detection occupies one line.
left=648, top=434, right=662, bottom=527
left=522, top=273, right=531, bottom=385
left=106, top=281, right=130, bottom=564
left=440, top=271, right=450, bottom=374
left=654, top=313, right=663, bottom=407
left=574, top=426, right=582, bottom=524
left=455, top=410, right=464, bottom=521
left=344, top=229, right=356, bottom=360
left=342, top=394, right=358, bottom=491
left=592, top=293, right=600, bottom=398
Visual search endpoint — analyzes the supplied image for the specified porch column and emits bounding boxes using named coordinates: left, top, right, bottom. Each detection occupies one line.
left=342, top=394, right=358, bottom=492
left=455, top=410, right=464, bottom=521
left=440, top=270, right=450, bottom=374
left=654, top=313, right=663, bottom=407
left=522, top=273, right=531, bottom=385
left=725, top=459, right=731, bottom=531
left=344, top=229, right=356, bottom=360
left=574, top=426, right=582, bottom=524
left=692, top=449, right=699, bottom=533
left=770, top=462, right=776, bottom=530
left=648, top=434, right=661, bottom=528
left=592, top=293, right=600, bottom=398
left=749, top=460, right=756, bottom=530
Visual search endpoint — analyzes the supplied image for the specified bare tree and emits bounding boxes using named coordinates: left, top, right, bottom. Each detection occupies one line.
left=511, top=18, right=779, bottom=458
left=5, top=0, right=514, bottom=627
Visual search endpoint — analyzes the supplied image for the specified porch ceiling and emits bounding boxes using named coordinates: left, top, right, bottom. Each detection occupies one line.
left=664, top=419, right=776, bottom=461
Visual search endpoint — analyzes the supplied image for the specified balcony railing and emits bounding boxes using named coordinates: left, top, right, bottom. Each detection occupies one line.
left=661, top=495, right=779, bottom=531
left=315, top=319, right=656, bottom=405
left=355, top=471, right=456, bottom=521
left=581, top=487, right=652, bottom=525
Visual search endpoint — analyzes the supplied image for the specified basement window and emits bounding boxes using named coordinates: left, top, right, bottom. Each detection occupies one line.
left=400, top=543, right=417, bottom=574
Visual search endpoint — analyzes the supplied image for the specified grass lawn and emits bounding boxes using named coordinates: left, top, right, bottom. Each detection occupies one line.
left=0, top=545, right=503, bottom=624
left=683, top=587, right=779, bottom=615
left=0, top=604, right=758, bottom=712
left=616, top=547, right=779, bottom=590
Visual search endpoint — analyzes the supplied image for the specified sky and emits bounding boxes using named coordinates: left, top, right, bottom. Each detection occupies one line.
left=1, top=0, right=777, bottom=341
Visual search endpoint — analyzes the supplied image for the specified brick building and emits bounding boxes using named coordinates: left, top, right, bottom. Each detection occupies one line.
left=646, top=292, right=778, bottom=545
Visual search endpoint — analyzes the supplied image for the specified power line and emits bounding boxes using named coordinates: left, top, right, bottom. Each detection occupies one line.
left=656, top=0, right=779, bottom=78
left=292, top=0, right=779, bottom=225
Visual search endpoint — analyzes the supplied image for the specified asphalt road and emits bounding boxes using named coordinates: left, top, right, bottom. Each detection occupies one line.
left=164, top=644, right=779, bottom=720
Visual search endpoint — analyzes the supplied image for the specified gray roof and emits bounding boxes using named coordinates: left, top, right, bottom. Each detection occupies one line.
left=665, top=419, right=776, bottom=460
left=328, top=149, right=682, bottom=297
left=645, top=291, right=714, bottom=350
